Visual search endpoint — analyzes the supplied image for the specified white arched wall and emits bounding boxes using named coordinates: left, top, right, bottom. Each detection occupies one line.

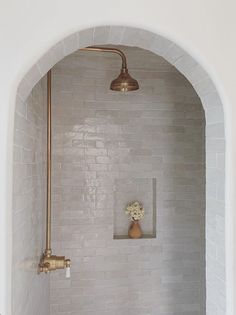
left=14, top=26, right=226, bottom=314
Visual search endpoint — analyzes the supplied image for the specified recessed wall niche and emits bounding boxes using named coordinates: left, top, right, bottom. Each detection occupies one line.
left=113, top=178, right=156, bottom=239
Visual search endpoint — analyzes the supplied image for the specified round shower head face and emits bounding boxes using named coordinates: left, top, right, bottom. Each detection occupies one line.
left=110, top=68, right=139, bottom=92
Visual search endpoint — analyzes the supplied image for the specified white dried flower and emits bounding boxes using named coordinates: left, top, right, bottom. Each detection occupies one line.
left=125, top=201, right=145, bottom=221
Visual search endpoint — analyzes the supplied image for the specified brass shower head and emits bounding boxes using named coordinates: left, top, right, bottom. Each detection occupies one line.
left=80, top=46, right=139, bottom=92
left=110, top=68, right=139, bottom=92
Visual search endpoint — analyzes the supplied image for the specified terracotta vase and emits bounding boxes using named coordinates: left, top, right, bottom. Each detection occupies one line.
left=128, top=220, right=142, bottom=239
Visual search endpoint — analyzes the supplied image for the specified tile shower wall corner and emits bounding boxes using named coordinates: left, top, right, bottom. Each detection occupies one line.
left=13, top=78, right=49, bottom=315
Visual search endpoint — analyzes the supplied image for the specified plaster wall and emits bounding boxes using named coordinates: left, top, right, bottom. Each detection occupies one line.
left=50, top=46, right=205, bottom=315
left=0, top=1, right=234, bottom=315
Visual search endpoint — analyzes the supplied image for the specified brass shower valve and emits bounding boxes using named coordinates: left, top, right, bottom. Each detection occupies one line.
left=38, top=251, right=71, bottom=277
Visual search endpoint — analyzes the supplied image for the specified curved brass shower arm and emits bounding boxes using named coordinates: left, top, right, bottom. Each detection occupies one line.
left=80, top=46, right=127, bottom=69
left=80, top=46, right=139, bottom=92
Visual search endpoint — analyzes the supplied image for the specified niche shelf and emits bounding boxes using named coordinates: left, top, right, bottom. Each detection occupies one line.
left=113, top=178, right=157, bottom=240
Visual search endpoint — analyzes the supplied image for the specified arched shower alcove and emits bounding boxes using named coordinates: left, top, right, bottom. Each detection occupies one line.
left=13, top=26, right=226, bottom=315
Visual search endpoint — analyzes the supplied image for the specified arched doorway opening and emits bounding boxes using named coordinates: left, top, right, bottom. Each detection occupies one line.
left=13, top=26, right=226, bottom=315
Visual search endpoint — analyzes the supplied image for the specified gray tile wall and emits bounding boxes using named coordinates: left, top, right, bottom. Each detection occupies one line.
left=15, top=25, right=226, bottom=315
left=50, top=46, right=205, bottom=315
left=12, top=79, right=49, bottom=315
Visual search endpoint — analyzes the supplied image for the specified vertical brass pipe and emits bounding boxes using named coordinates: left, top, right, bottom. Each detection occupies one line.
left=46, top=70, right=52, bottom=256
left=38, top=70, right=71, bottom=275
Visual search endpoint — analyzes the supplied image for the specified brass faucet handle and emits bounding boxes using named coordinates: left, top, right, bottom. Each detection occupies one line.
left=64, top=259, right=71, bottom=267
left=64, top=259, right=71, bottom=278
